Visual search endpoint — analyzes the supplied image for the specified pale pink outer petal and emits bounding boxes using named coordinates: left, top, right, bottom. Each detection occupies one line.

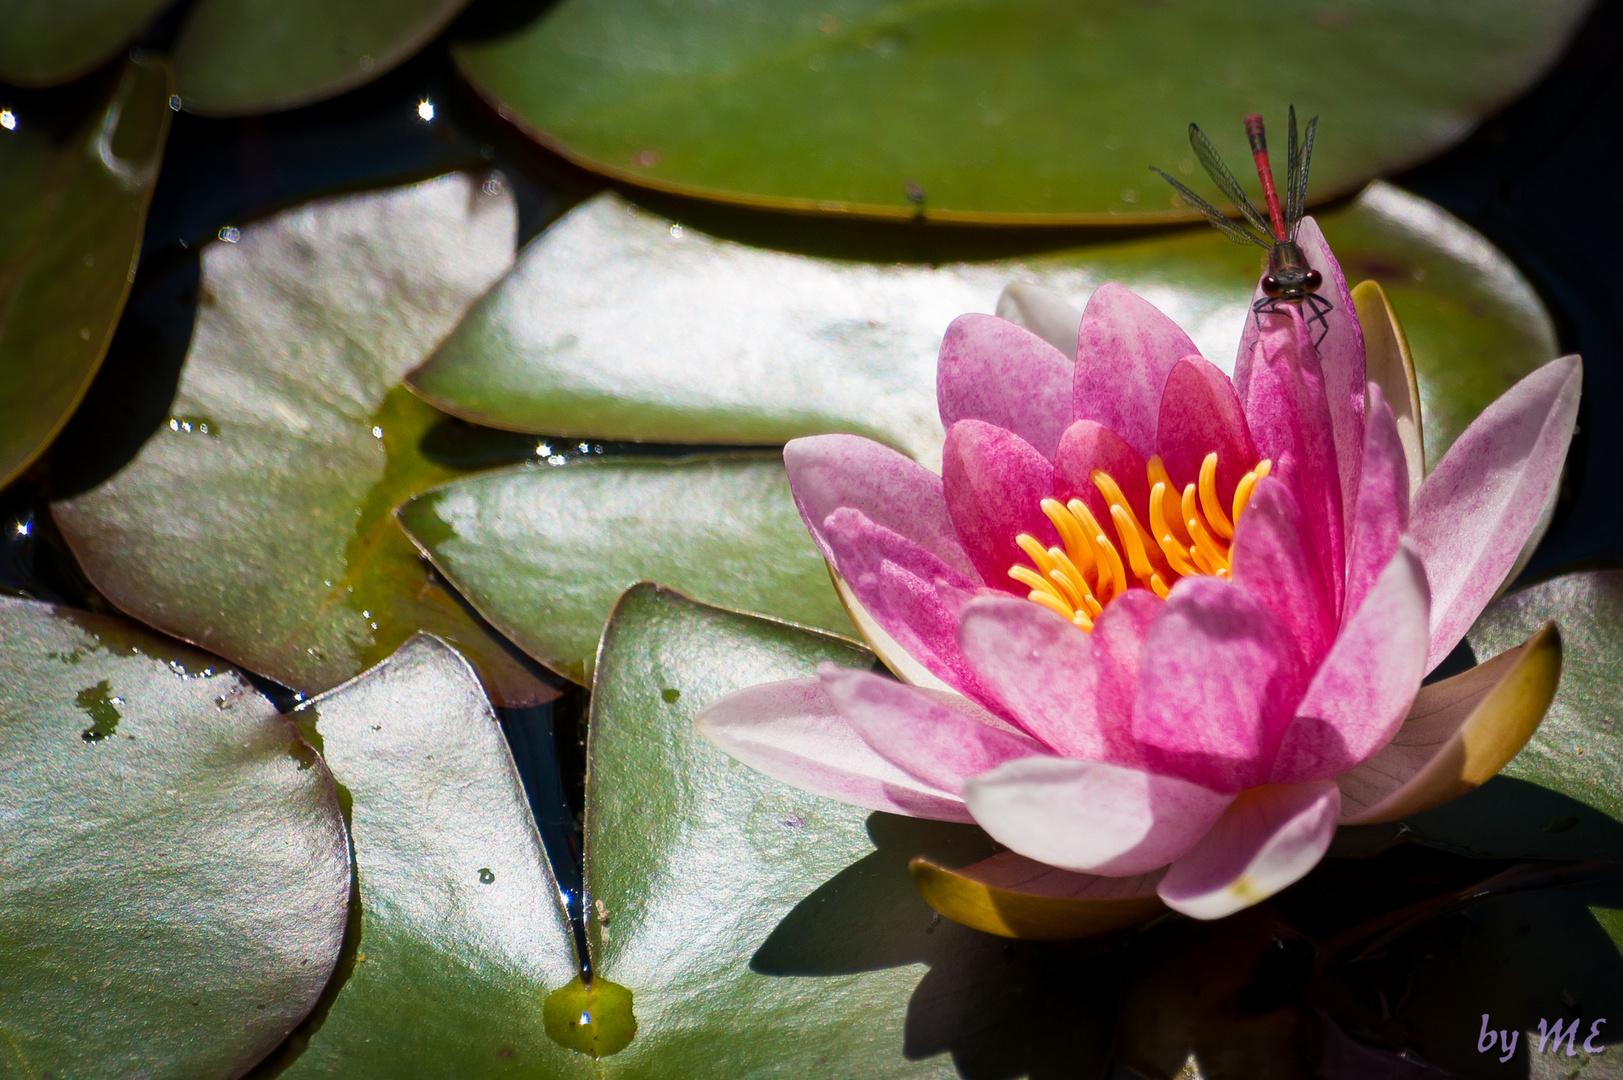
left=941, top=419, right=1058, bottom=593
left=963, top=755, right=1234, bottom=876
left=1411, top=354, right=1582, bottom=672
left=819, top=665, right=1043, bottom=794
left=1241, top=309, right=1346, bottom=616
left=938, top=313, right=1075, bottom=461
left=1131, top=576, right=1309, bottom=793
left=785, top=434, right=974, bottom=577
left=955, top=594, right=1146, bottom=766
left=1154, top=354, right=1258, bottom=503
left=1157, top=780, right=1340, bottom=919
left=1269, top=541, right=1430, bottom=784
left=1342, top=384, right=1409, bottom=622
left=822, top=508, right=984, bottom=695
left=696, top=677, right=973, bottom=822
left=1229, top=476, right=1335, bottom=667
left=1052, top=420, right=1151, bottom=529
left=1073, top=283, right=1200, bottom=459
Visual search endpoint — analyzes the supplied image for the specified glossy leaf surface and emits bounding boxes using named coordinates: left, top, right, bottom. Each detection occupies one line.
left=0, top=597, right=349, bottom=1077
left=409, top=183, right=1557, bottom=471
left=454, top=0, right=1585, bottom=221
left=273, top=634, right=588, bottom=1077
left=0, top=0, right=172, bottom=85
left=586, top=585, right=1118, bottom=1077
left=0, top=57, right=170, bottom=487
left=53, top=175, right=554, bottom=706
left=397, top=455, right=854, bottom=683
left=172, top=0, right=473, bottom=116
left=1411, top=570, right=1623, bottom=855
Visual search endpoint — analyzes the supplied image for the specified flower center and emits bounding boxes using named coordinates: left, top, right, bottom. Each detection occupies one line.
left=1009, top=451, right=1272, bottom=631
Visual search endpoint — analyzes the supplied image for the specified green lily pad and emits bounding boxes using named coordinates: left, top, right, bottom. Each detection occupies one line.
left=0, top=56, right=170, bottom=489
left=1400, top=570, right=1623, bottom=860
left=0, top=1, right=173, bottom=86
left=172, top=0, right=474, bottom=116
left=396, top=454, right=854, bottom=684
left=52, top=174, right=555, bottom=706
left=269, top=634, right=589, bottom=1077
left=408, top=182, right=1556, bottom=472
left=0, top=596, right=350, bottom=1077
left=583, top=584, right=1116, bottom=1076
left=453, top=0, right=1586, bottom=221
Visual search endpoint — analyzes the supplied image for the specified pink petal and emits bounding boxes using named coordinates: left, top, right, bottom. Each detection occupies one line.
left=1342, top=384, right=1409, bottom=621
left=937, top=314, right=1074, bottom=461
left=955, top=594, right=1146, bottom=765
left=1157, top=780, right=1340, bottom=919
left=1269, top=541, right=1430, bottom=784
left=1240, top=308, right=1345, bottom=616
left=941, top=419, right=1057, bottom=594
left=1131, top=576, right=1308, bottom=793
left=1052, top=420, right=1150, bottom=528
left=822, top=507, right=984, bottom=695
left=1297, top=217, right=1366, bottom=531
left=785, top=434, right=973, bottom=578
left=1229, top=475, right=1335, bottom=667
left=696, top=677, right=973, bottom=822
left=995, top=282, right=1083, bottom=357
left=819, top=665, right=1042, bottom=794
left=963, top=755, right=1233, bottom=876
left=1235, top=217, right=1364, bottom=445
left=1154, top=355, right=1258, bottom=504
left=1073, top=283, right=1199, bottom=459
left=1411, top=355, right=1582, bottom=672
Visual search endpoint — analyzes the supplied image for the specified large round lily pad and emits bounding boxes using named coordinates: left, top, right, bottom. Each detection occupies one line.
left=0, top=56, right=171, bottom=489
left=408, top=182, right=1556, bottom=472
left=453, top=0, right=1587, bottom=221
left=0, top=597, right=350, bottom=1078
left=269, top=634, right=588, bottom=1077
left=52, top=174, right=554, bottom=706
left=172, top=0, right=474, bottom=116
left=584, top=584, right=1113, bottom=1077
left=396, top=454, right=854, bottom=683
left=0, top=0, right=172, bottom=86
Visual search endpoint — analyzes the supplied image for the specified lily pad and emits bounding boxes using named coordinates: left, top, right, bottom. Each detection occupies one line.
left=583, top=584, right=1116, bottom=1076
left=172, top=0, right=474, bottom=116
left=0, top=597, right=349, bottom=1077
left=270, top=634, right=588, bottom=1077
left=0, top=56, right=170, bottom=488
left=408, top=183, right=1556, bottom=472
left=0, top=1, right=172, bottom=86
left=1403, top=570, right=1623, bottom=857
left=453, top=0, right=1586, bottom=220
left=397, top=454, right=854, bottom=684
left=52, top=174, right=555, bottom=706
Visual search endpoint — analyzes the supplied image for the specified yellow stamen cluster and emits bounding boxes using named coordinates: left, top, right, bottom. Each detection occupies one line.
left=1009, top=451, right=1271, bottom=631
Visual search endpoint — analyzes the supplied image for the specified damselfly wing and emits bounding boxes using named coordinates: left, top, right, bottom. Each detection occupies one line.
left=1153, top=108, right=1332, bottom=343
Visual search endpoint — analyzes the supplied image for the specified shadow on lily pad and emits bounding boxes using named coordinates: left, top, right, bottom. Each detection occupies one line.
left=751, top=813, right=1119, bottom=1080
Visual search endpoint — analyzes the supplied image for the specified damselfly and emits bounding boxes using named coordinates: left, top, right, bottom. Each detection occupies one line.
left=1153, top=108, right=1331, bottom=343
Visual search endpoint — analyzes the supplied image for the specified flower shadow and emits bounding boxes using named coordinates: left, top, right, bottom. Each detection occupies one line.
left=751, top=789, right=1623, bottom=1080
left=749, top=812, right=1122, bottom=1080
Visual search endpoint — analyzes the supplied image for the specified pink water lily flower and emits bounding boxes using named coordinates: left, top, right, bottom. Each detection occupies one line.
left=698, top=219, right=1580, bottom=925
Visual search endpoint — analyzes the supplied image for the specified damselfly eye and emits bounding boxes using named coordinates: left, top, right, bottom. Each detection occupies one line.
left=1261, top=275, right=1283, bottom=297
left=1302, top=268, right=1323, bottom=291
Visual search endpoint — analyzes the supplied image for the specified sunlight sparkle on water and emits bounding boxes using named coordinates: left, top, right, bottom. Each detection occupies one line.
left=417, top=99, right=435, bottom=122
